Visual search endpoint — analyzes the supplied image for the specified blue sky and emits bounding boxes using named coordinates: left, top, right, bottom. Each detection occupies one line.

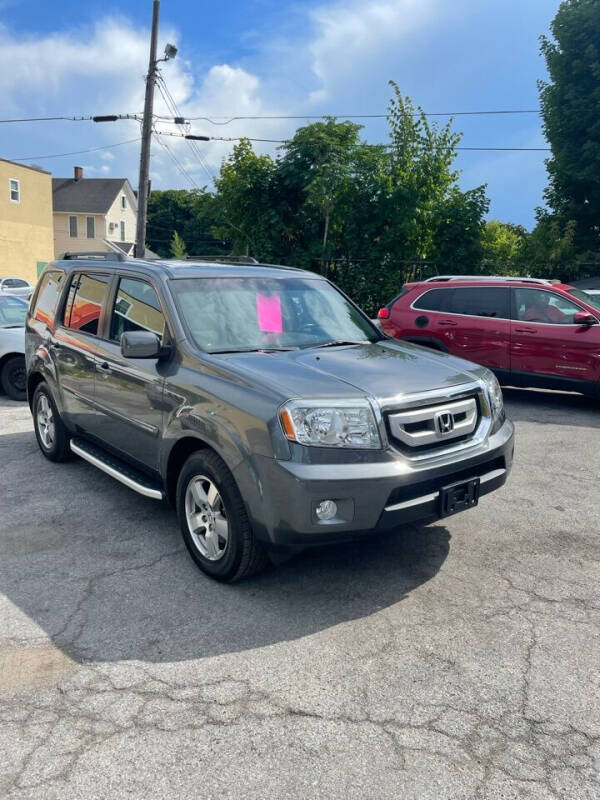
left=0, top=0, right=561, bottom=228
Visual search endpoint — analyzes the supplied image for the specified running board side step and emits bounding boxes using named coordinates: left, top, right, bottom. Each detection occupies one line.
left=70, top=438, right=164, bottom=500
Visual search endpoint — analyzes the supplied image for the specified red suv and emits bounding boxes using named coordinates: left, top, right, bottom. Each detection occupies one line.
left=378, top=276, right=600, bottom=396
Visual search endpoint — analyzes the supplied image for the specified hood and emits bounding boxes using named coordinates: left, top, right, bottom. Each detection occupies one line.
left=220, top=340, right=483, bottom=406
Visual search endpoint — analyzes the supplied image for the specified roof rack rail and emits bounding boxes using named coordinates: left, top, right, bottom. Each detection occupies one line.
left=62, top=251, right=128, bottom=262
left=423, top=275, right=555, bottom=285
left=185, top=255, right=260, bottom=265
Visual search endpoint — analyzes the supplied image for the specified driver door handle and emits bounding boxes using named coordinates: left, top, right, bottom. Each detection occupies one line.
left=439, top=320, right=458, bottom=327
left=514, top=327, right=537, bottom=334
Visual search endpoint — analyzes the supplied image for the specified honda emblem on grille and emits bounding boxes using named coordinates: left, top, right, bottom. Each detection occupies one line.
left=435, top=411, right=454, bottom=435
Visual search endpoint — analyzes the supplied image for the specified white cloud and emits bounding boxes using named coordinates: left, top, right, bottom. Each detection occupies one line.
left=0, top=16, right=279, bottom=186
left=308, top=0, right=439, bottom=101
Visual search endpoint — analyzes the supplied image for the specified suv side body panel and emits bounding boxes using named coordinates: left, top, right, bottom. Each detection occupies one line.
left=382, top=280, right=600, bottom=394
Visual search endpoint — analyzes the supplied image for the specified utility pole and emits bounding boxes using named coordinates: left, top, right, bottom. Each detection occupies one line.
left=135, top=0, right=161, bottom=259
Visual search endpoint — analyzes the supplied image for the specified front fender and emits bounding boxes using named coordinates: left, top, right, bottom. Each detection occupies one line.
left=26, top=347, right=60, bottom=409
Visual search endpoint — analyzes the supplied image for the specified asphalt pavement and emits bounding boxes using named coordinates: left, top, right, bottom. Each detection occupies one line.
left=0, top=389, right=599, bottom=799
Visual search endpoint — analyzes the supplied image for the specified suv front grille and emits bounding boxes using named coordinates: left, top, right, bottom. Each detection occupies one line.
left=387, top=395, right=481, bottom=455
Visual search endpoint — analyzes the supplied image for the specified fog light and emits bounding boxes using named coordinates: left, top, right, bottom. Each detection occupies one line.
left=316, top=500, right=337, bottom=521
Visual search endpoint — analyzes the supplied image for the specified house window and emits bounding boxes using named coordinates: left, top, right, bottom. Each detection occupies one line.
left=121, top=195, right=127, bottom=210
left=9, top=179, right=20, bottom=203
left=120, top=220, right=125, bottom=241
left=69, top=216, right=78, bottom=238
left=86, top=216, right=95, bottom=239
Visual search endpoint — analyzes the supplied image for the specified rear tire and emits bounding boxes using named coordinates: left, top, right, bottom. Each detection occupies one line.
left=176, top=450, right=268, bottom=582
left=32, top=382, right=72, bottom=462
left=1, top=356, right=27, bottom=401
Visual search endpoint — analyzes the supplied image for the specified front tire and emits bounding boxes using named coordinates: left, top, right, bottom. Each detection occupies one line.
left=1, top=356, right=26, bottom=401
left=176, top=450, right=268, bottom=582
left=32, top=382, right=72, bottom=462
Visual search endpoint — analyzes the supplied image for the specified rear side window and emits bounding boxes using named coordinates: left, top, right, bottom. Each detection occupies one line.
left=449, top=287, right=509, bottom=318
left=413, top=288, right=453, bottom=312
left=32, top=271, right=65, bottom=327
left=63, top=273, right=111, bottom=336
left=109, top=277, right=165, bottom=343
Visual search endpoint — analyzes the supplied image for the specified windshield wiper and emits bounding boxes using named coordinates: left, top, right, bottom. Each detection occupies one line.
left=209, top=347, right=299, bottom=354
left=1, top=324, right=24, bottom=329
left=310, top=339, right=370, bottom=349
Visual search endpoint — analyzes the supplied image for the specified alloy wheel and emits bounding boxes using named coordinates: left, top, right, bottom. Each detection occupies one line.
left=184, top=475, right=229, bottom=561
left=36, top=394, right=55, bottom=450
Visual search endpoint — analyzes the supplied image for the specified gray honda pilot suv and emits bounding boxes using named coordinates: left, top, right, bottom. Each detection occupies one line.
left=26, top=256, right=514, bottom=582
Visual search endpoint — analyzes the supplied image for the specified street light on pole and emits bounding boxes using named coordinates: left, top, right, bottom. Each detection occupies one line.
left=134, top=0, right=177, bottom=259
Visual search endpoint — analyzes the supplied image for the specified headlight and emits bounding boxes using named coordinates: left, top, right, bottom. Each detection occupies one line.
left=279, top=399, right=381, bottom=449
left=483, top=371, right=504, bottom=419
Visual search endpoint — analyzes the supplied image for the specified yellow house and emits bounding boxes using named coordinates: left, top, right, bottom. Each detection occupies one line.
left=52, top=167, right=138, bottom=259
left=0, top=158, right=54, bottom=284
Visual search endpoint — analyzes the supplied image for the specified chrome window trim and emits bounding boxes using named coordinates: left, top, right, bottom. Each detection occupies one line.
left=408, top=287, right=596, bottom=326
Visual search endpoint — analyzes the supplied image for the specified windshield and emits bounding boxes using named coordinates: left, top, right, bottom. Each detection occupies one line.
left=170, top=276, right=380, bottom=353
left=0, top=295, right=27, bottom=328
left=568, top=288, right=600, bottom=312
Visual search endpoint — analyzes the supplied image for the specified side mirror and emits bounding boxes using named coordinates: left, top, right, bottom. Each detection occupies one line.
left=120, top=330, right=162, bottom=358
left=573, top=310, right=598, bottom=326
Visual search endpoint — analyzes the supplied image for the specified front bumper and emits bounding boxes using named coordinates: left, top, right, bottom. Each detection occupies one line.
left=234, top=418, right=514, bottom=550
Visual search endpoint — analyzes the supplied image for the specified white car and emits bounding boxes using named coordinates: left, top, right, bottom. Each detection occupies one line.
left=0, top=277, right=34, bottom=301
left=0, top=295, right=27, bottom=400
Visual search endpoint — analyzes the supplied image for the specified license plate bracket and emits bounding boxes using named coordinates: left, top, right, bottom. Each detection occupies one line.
left=439, top=477, right=480, bottom=517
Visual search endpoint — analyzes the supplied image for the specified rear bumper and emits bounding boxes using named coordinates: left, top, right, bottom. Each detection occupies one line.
left=235, top=419, right=514, bottom=550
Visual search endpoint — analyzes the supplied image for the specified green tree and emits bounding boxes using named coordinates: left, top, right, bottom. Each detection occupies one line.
left=170, top=230, right=187, bottom=259
left=539, top=0, right=600, bottom=254
left=206, top=84, right=489, bottom=313
left=277, top=119, right=362, bottom=270
left=212, top=139, right=280, bottom=259
left=481, top=219, right=527, bottom=271
left=147, top=189, right=225, bottom=259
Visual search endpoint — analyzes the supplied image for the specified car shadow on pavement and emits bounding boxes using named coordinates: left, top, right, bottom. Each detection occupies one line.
left=0, top=431, right=450, bottom=664
left=503, top=386, right=599, bottom=427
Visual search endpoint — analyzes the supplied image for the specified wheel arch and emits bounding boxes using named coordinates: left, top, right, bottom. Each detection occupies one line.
left=0, top=352, right=25, bottom=370
left=164, top=435, right=212, bottom=508
left=26, top=370, right=47, bottom=410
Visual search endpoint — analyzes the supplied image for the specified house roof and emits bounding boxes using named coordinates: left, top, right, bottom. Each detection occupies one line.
left=110, top=241, right=135, bottom=254
left=0, top=158, right=51, bottom=175
left=52, top=177, right=131, bottom=214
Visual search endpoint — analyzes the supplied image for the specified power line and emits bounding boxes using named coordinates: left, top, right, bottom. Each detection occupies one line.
left=153, top=132, right=202, bottom=190
left=158, top=109, right=542, bottom=125
left=8, top=138, right=142, bottom=162
left=0, top=109, right=542, bottom=125
left=0, top=114, right=143, bottom=124
left=161, top=131, right=551, bottom=152
left=156, top=73, right=216, bottom=186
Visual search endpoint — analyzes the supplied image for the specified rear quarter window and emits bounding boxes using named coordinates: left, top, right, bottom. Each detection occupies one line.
left=32, top=271, right=65, bottom=328
left=412, top=288, right=453, bottom=312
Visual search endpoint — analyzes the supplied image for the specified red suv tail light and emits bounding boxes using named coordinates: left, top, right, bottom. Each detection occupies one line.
left=377, top=308, right=390, bottom=320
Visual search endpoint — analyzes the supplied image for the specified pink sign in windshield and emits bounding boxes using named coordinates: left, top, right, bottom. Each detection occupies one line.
left=256, top=293, right=283, bottom=332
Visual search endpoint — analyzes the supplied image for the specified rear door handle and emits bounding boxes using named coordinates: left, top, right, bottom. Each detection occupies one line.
left=514, top=327, right=537, bottom=334
left=439, top=320, right=458, bottom=327
left=96, top=361, right=112, bottom=374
